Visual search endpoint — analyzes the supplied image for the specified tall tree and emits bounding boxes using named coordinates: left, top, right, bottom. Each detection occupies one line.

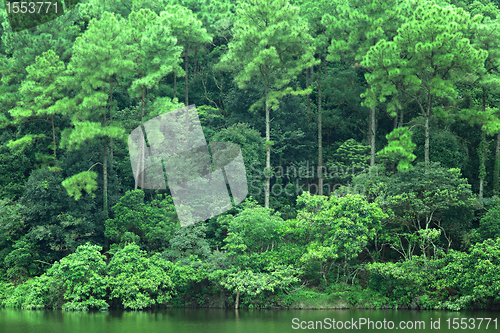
left=362, top=3, right=487, bottom=165
left=217, top=0, right=317, bottom=208
left=296, top=0, right=336, bottom=195
left=126, top=8, right=184, bottom=190
left=467, top=6, right=500, bottom=196
left=7, top=50, right=70, bottom=160
left=160, top=4, right=212, bottom=106
left=323, top=0, right=419, bottom=168
left=60, top=11, right=130, bottom=218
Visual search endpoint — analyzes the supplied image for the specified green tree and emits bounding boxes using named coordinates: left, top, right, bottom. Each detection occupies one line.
left=376, top=162, right=476, bottom=255
left=107, top=243, right=175, bottom=310
left=7, top=50, right=70, bottom=160
left=377, top=127, right=417, bottom=172
left=45, top=243, right=108, bottom=311
left=61, top=11, right=130, bottom=218
left=362, top=2, right=488, bottom=164
left=218, top=0, right=317, bottom=208
left=125, top=8, right=184, bottom=190
left=323, top=0, right=416, bottom=168
left=294, top=192, right=388, bottom=284
left=105, top=190, right=179, bottom=252
left=160, top=4, right=212, bottom=105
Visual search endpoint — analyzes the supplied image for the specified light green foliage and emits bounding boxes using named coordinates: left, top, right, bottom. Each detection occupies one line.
left=223, top=201, right=285, bottom=256
left=199, top=0, right=235, bottom=38
left=218, top=0, right=317, bottom=112
left=362, top=2, right=488, bottom=163
left=105, top=190, right=179, bottom=252
left=62, top=10, right=132, bottom=143
left=323, top=0, right=414, bottom=65
left=0, top=6, right=81, bottom=122
left=378, top=127, right=417, bottom=172
left=160, top=3, right=212, bottom=104
left=295, top=192, right=388, bottom=283
left=218, top=265, right=300, bottom=297
left=7, top=50, right=69, bottom=157
left=3, top=0, right=500, bottom=311
left=367, top=254, right=443, bottom=308
left=45, top=243, right=108, bottom=311
left=107, top=243, right=175, bottom=310
left=126, top=8, right=183, bottom=99
left=61, top=10, right=132, bottom=215
left=437, top=238, right=500, bottom=310
left=61, top=171, right=98, bottom=200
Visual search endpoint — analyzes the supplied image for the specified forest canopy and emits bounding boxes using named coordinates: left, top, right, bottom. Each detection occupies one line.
left=1, top=0, right=500, bottom=311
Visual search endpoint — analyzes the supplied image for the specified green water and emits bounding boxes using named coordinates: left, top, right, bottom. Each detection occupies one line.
left=0, top=308, right=499, bottom=332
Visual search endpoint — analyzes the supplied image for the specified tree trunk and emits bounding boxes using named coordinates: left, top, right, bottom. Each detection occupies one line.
left=51, top=114, right=56, bottom=157
left=185, top=54, right=189, bottom=106
left=398, top=93, right=404, bottom=128
left=103, top=137, right=108, bottom=219
left=109, top=88, right=114, bottom=167
left=135, top=88, right=146, bottom=190
left=324, top=57, right=327, bottom=79
left=424, top=111, right=430, bottom=164
left=265, top=82, right=270, bottom=208
left=235, top=289, right=240, bottom=309
left=306, top=67, right=311, bottom=122
left=318, top=59, right=323, bottom=196
left=479, top=90, right=487, bottom=202
left=174, top=74, right=177, bottom=99
left=494, top=131, right=500, bottom=195
left=370, top=107, right=376, bottom=168
left=479, top=128, right=489, bottom=203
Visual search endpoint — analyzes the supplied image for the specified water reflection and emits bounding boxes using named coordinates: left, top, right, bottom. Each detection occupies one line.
left=0, top=308, right=499, bottom=333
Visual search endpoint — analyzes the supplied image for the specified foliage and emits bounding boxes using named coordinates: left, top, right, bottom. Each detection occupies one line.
left=2, top=0, right=500, bottom=311
left=107, top=243, right=175, bottom=310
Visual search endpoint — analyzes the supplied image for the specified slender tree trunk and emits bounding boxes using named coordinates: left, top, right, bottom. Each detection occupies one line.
left=174, top=74, right=177, bottom=99
left=103, top=136, right=108, bottom=219
left=318, top=59, right=323, bottom=196
left=265, top=81, right=270, bottom=208
left=141, top=88, right=145, bottom=189
left=479, top=130, right=486, bottom=202
left=235, top=289, right=240, bottom=309
left=424, top=111, right=430, bottom=164
left=51, top=114, right=56, bottom=157
left=185, top=54, right=189, bottom=106
left=109, top=87, right=114, bottom=165
left=324, top=57, right=327, bottom=79
left=134, top=88, right=146, bottom=191
left=370, top=107, right=376, bottom=168
left=393, top=113, right=398, bottom=130
left=494, top=131, right=500, bottom=195
left=398, top=93, right=404, bottom=128
left=306, top=67, right=311, bottom=122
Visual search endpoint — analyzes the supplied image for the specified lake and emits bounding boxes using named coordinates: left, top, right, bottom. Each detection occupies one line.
left=0, top=308, right=499, bottom=332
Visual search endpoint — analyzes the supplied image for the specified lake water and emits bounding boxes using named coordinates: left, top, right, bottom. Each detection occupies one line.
left=0, top=308, right=499, bottom=332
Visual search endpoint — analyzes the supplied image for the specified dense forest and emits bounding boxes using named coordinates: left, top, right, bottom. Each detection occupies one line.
left=1, top=0, right=500, bottom=311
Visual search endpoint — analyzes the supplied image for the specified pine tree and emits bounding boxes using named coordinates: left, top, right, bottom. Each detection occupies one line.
left=218, top=0, right=317, bottom=208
